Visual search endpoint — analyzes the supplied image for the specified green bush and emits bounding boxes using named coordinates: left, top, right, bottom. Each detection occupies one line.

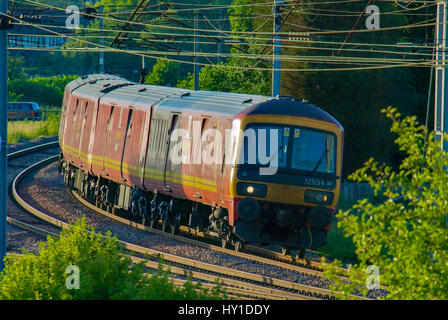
left=145, top=59, right=182, bottom=87
left=8, top=79, right=63, bottom=107
left=323, top=107, right=448, bottom=300
left=0, top=218, right=226, bottom=300
left=317, top=217, right=357, bottom=261
left=8, top=75, right=78, bottom=107
left=30, top=75, right=78, bottom=94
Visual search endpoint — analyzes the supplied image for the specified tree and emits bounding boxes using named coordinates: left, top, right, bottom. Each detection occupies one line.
left=178, top=0, right=270, bottom=95
left=323, top=107, right=448, bottom=300
left=145, top=58, right=182, bottom=87
left=0, top=218, right=226, bottom=300
left=197, top=58, right=270, bottom=95
left=8, top=55, right=26, bottom=80
left=279, top=1, right=432, bottom=178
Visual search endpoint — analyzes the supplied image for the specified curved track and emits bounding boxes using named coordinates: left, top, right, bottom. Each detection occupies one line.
left=7, top=141, right=368, bottom=300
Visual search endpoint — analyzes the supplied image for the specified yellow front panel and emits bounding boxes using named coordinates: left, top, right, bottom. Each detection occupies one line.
left=229, top=114, right=343, bottom=209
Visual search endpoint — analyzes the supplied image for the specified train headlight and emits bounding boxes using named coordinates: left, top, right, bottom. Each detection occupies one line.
left=237, top=182, right=267, bottom=197
left=304, top=190, right=334, bottom=205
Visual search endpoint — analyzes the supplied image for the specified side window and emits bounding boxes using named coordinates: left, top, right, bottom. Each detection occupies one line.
left=84, top=102, right=88, bottom=119
left=107, top=106, right=115, bottom=132
left=73, top=99, right=79, bottom=121
left=168, top=114, right=180, bottom=155
left=169, top=114, right=179, bottom=135
left=125, top=109, right=134, bottom=137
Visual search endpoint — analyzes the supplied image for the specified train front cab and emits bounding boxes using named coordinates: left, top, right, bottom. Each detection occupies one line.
left=228, top=113, right=343, bottom=252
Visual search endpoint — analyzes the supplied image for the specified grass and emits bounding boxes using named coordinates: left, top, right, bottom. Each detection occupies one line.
left=317, top=217, right=357, bottom=262
left=316, top=194, right=359, bottom=262
left=7, top=111, right=60, bottom=143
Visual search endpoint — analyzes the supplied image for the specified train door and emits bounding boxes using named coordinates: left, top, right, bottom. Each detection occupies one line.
left=103, top=106, right=132, bottom=181
left=101, top=105, right=116, bottom=177
left=59, top=88, right=69, bottom=147
left=69, top=99, right=83, bottom=167
left=193, top=116, right=219, bottom=203
left=138, top=108, right=152, bottom=188
left=65, top=98, right=79, bottom=161
left=216, top=120, right=229, bottom=204
left=77, top=101, right=90, bottom=170
left=120, top=108, right=134, bottom=183
left=220, top=119, right=235, bottom=209
left=144, top=110, right=170, bottom=192
left=122, top=108, right=146, bottom=187
left=90, top=103, right=113, bottom=177
left=85, top=98, right=101, bottom=173
left=163, top=113, right=182, bottom=194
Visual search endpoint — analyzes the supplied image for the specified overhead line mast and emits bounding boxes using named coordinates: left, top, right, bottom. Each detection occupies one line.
left=435, top=0, right=447, bottom=149
left=0, top=0, right=9, bottom=272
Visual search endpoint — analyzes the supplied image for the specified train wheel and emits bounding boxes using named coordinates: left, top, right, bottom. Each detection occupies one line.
left=233, top=240, right=243, bottom=252
left=297, top=248, right=306, bottom=259
left=221, top=237, right=228, bottom=249
left=171, top=213, right=181, bottom=235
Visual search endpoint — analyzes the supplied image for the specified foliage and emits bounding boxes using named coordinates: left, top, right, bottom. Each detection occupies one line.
left=304, top=68, right=423, bottom=178
left=176, top=73, right=194, bottom=90
left=8, top=91, right=22, bottom=102
left=176, top=0, right=270, bottom=95
left=8, top=76, right=77, bottom=106
left=197, top=58, right=270, bottom=95
left=317, top=217, right=357, bottom=262
left=323, top=107, right=448, bottom=300
left=0, top=218, right=226, bottom=300
left=10, top=0, right=433, bottom=178
left=145, top=58, right=182, bottom=87
left=31, top=75, right=79, bottom=94
left=8, top=56, right=26, bottom=80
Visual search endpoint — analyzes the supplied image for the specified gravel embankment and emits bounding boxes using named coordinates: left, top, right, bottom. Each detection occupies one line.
left=19, top=161, right=332, bottom=289
left=6, top=137, right=59, bottom=254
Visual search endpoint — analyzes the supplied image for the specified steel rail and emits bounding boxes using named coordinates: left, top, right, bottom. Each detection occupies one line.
left=6, top=214, right=301, bottom=300
left=69, top=190, right=367, bottom=299
left=71, top=188, right=352, bottom=279
left=10, top=156, right=328, bottom=300
left=71, top=189, right=329, bottom=276
left=5, top=141, right=379, bottom=298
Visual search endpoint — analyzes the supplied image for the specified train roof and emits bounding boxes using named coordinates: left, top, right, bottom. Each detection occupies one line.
left=68, top=74, right=342, bottom=129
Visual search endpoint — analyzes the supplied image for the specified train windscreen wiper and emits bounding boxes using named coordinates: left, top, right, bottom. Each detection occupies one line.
left=311, top=147, right=329, bottom=175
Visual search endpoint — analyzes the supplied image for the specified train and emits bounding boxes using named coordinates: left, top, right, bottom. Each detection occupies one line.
left=58, top=74, right=344, bottom=257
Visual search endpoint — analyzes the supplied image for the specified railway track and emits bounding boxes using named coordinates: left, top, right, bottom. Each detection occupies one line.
left=7, top=141, right=368, bottom=300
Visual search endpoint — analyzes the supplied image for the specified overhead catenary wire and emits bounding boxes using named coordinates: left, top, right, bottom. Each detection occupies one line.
left=8, top=31, right=437, bottom=61
left=1, top=11, right=434, bottom=72
left=8, top=17, right=438, bottom=48
left=15, top=0, right=438, bottom=37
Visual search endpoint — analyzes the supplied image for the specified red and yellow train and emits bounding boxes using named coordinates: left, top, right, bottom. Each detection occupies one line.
left=58, top=74, right=344, bottom=256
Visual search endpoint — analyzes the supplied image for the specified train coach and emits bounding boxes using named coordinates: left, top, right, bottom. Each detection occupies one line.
left=58, top=74, right=344, bottom=256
